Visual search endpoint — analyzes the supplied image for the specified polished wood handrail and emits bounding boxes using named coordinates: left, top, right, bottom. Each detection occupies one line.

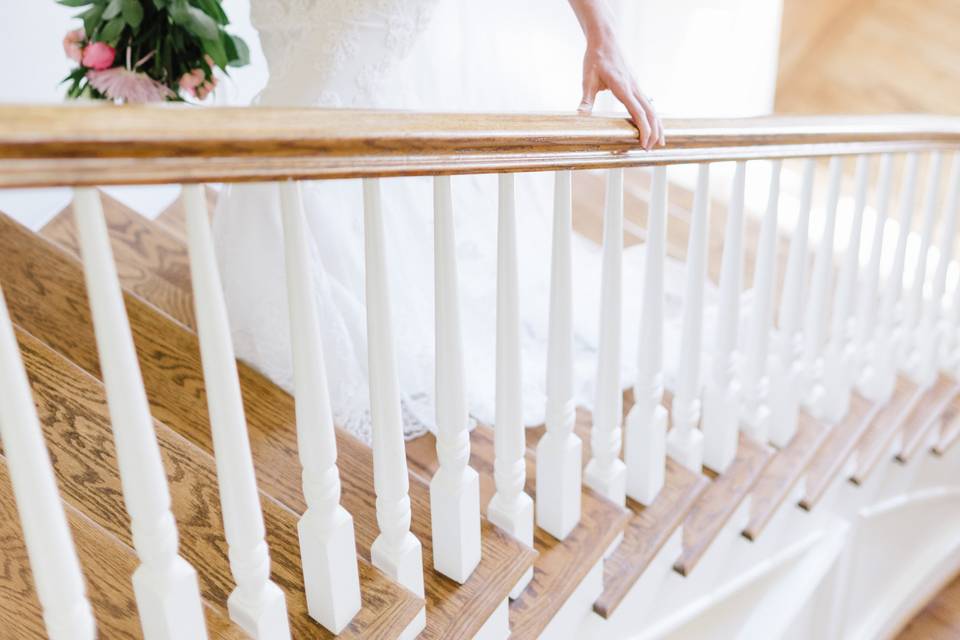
left=2, top=104, right=959, bottom=187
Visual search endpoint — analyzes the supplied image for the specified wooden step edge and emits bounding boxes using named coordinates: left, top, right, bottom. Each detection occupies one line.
left=743, top=410, right=829, bottom=541
left=407, top=424, right=629, bottom=639
left=593, top=458, right=709, bottom=618
left=933, top=398, right=960, bottom=456
left=799, top=393, right=881, bottom=511
left=13, top=323, right=425, bottom=640
left=896, top=374, right=960, bottom=464
left=674, top=433, right=774, bottom=577
left=0, top=456, right=246, bottom=640
left=849, top=378, right=925, bottom=485
left=1, top=214, right=517, bottom=640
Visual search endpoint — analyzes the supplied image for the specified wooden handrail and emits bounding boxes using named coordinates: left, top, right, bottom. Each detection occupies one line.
left=2, top=104, right=960, bottom=187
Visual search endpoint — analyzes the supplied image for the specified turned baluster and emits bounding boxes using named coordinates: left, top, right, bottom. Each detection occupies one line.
left=822, top=156, right=870, bottom=422
left=73, top=188, right=208, bottom=640
left=185, top=185, right=290, bottom=639
left=537, top=170, right=581, bottom=540
left=587, top=168, right=627, bottom=506
left=703, top=161, right=746, bottom=473
left=803, top=157, right=844, bottom=420
left=741, top=160, right=782, bottom=442
left=918, top=153, right=960, bottom=381
left=626, top=166, right=671, bottom=498
left=668, top=163, right=710, bottom=472
left=489, top=173, right=534, bottom=597
left=431, top=175, right=481, bottom=583
left=279, top=181, right=362, bottom=633
left=770, top=158, right=815, bottom=447
left=873, top=153, right=919, bottom=401
left=362, top=178, right=425, bottom=597
left=904, top=152, right=944, bottom=380
left=856, top=154, right=896, bottom=400
left=0, top=286, right=96, bottom=640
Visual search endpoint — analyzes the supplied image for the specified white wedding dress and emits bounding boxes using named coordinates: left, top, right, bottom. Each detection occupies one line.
left=213, top=0, right=716, bottom=444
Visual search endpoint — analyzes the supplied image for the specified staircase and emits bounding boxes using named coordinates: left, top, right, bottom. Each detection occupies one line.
left=1, top=106, right=960, bottom=639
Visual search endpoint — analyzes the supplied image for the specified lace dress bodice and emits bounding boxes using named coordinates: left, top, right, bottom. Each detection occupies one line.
left=251, top=0, right=438, bottom=107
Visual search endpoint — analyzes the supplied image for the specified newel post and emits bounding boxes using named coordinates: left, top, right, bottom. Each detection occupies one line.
left=73, top=188, right=208, bottom=640
left=537, top=170, right=582, bottom=540
left=0, top=286, right=96, bottom=640
left=278, top=181, right=362, bottom=634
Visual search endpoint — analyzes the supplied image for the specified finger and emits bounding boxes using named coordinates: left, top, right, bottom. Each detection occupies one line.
left=634, top=89, right=664, bottom=148
left=614, top=84, right=653, bottom=149
left=579, top=74, right=600, bottom=114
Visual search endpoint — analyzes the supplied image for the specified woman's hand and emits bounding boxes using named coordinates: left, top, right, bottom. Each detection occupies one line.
left=568, top=0, right=664, bottom=150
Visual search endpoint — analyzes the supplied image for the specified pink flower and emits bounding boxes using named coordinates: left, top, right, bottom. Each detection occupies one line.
left=178, top=68, right=205, bottom=94
left=63, top=29, right=84, bottom=63
left=86, top=68, right=174, bottom=103
left=81, top=42, right=115, bottom=71
left=194, top=76, right=218, bottom=101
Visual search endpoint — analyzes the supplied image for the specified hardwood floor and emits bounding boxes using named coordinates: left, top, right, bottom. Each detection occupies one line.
left=898, top=572, right=960, bottom=639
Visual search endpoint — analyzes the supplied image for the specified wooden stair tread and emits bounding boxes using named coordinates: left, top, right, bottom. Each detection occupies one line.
left=933, top=396, right=960, bottom=456
left=674, top=433, right=773, bottom=577
left=12, top=325, right=423, bottom=639
left=406, top=425, right=625, bottom=639
left=0, top=214, right=528, bottom=640
left=593, top=458, right=708, bottom=618
left=798, top=392, right=880, bottom=511
left=897, top=374, right=960, bottom=464
left=0, top=458, right=244, bottom=640
left=743, top=409, right=828, bottom=541
left=850, top=377, right=924, bottom=485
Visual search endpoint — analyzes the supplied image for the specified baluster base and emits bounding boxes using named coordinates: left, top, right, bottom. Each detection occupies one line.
left=430, top=468, right=482, bottom=584
left=298, top=506, right=362, bottom=634
left=133, top=557, right=207, bottom=640
left=625, top=403, right=667, bottom=505
left=535, top=432, right=582, bottom=540
left=701, top=380, right=740, bottom=473
left=858, top=345, right=897, bottom=404
left=768, top=357, right=801, bottom=448
left=741, top=372, right=771, bottom=444
left=584, top=457, right=627, bottom=507
left=228, top=581, right=290, bottom=640
left=909, top=329, right=940, bottom=388
left=372, top=531, right=425, bottom=598
left=821, top=345, right=854, bottom=423
left=487, top=491, right=534, bottom=598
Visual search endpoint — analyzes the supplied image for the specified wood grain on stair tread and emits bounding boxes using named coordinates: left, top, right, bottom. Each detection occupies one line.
left=933, top=397, right=960, bottom=456
left=406, top=425, right=625, bottom=639
left=40, top=194, right=197, bottom=329
left=743, top=410, right=828, bottom=541
left=897, top=374, right=960, bottom=464
left=674, top=433, right=773, bottom=577
left=0, top=215, right=528, bottom=640
left=594, top=458, right=708, bottom=618
left=850, top=377, right=924, bottom=485
left=798, top=392, right=880, bottom=511
left=0, top=458, right=244, bottom=640
left=12, top=325, right=423, bottom=640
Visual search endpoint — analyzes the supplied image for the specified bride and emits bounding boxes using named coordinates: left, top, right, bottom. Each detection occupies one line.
left=213, top=0, right=665, bottom=444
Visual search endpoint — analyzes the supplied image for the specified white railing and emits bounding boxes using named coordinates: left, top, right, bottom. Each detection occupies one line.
left=4, top=108, right=960, bottom=638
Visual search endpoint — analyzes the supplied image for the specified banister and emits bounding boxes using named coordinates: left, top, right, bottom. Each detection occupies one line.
left=1, top=105, right=960, bottom=187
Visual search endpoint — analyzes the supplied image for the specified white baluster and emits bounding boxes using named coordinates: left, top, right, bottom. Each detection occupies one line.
left=803, top=157, right=844, bottom=420
left=185, top=185, right=290, bottom=639
left=769, top=158, right=815, bottom=447
left=741, top=160, right=782, bottom=442
left=664, top=163, right=710, bottom=473
left=904, top=152, right=943, bottom=379
left=430, top=175, right=482, bottom=582
left=72, top=188, right=207, bottom=640
left=703, top=161, right=746, bottom=473
left=278, top=181, right=362, bottom=633
left=537, top=170, right=582, bottom=540
left=919, top=154, right=960, bottom=381
left=488, top=173, right=534, bottom=597
left=362, top=178, right=425, bottom=597
left=857, top=154, right=896, bottom=400
left=587, top=168, right=627, bottom=506
left=0, top=286, right=96, bottom=640
left=821, top=156, right=870, bottom=422
left=872, top=154, right=919, bottom=402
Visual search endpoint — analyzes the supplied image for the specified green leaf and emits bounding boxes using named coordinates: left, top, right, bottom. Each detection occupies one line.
left=58, top=0, right=96, bottom=8
left=102, top=0, right=122, bottom=19
left=195, top=0, right=228, bottom=24
left=121, top=0, right=143, bottom=28
left=169, top=0, right=219, bottom=40
left=201, top=35, right=227, bottom=68
left=99, top=15, right=126, bottom=42
left=225, top=33, right=249, bottom=67
left=78, top=3, right=105, bottom=36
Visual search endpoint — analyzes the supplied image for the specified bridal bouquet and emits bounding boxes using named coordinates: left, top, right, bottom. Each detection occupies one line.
left=59, top=0, right=249, bottom=103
